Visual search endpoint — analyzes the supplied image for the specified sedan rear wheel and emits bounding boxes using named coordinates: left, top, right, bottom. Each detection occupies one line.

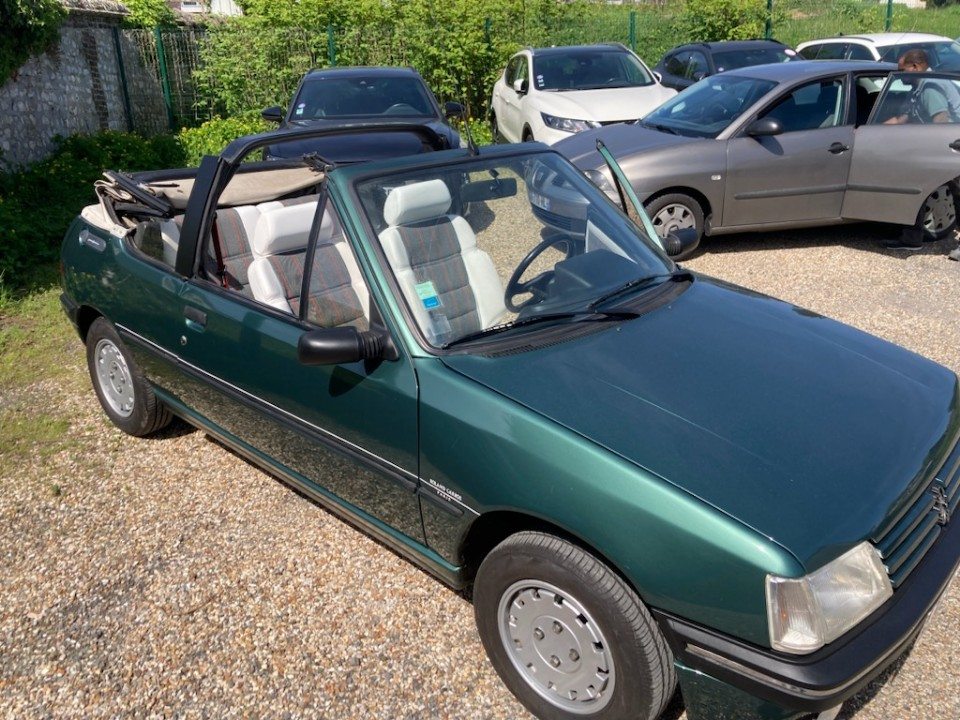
left=919, top=184, right=958, bottom=240
left=474, top=532, right=675, bottom=720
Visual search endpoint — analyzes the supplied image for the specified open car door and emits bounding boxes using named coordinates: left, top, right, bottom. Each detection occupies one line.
left=842, top=71, right=960, bottom=233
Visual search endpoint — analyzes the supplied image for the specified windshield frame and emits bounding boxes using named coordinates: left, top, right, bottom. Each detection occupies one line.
left=341, top=146, right=676, bottom=355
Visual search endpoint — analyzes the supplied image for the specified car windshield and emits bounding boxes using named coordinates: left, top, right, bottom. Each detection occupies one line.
left=533, top=49, right=654, bottom=91
left=879, top=41, right=960, bottom=70
left=356, top=151, right=673, bottom=348
left=291, top=75, right=436, bottom=120
left=642, top=75, right=777, bottom=137
left=712, top=47, right=797, bottom=72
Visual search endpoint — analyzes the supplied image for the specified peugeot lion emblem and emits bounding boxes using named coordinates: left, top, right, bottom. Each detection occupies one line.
left=932, top=486, right=951, bottom=526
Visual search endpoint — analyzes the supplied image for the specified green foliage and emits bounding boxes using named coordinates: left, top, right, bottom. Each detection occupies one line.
left=0, top=0, right=65, bottom=84
left=679, top=0, right=774, bottom=41
left=177, top=114, right=269, bottom=165
left=122, top=0, right=177, bottom=28
left=0, top=133, right=184, bottom=290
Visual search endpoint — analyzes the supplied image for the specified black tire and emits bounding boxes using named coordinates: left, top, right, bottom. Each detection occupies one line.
left=86, top=317, right=172, bottom=437
left=491, top=114, right=502, bottom=144
left=645, top=192, right=704, bottom=261
left=523, top=127, right=535, bottom=142
left=474, top=532, right=675, bottom=720
left=918, top=183, right=958, bottom=241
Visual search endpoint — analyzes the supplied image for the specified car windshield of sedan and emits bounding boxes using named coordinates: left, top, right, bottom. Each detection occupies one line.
left=533, top=49, right=655, bottom=91
left=356, top=152, right=673, bottom=348
left=712, top=47, right=796, bottom=72
left=291, top=76, right=436, bottom=120
left=641, top=75, right=777, bottom=137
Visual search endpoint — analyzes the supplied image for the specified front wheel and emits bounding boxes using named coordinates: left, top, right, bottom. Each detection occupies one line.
left=919, top=183, right=958, bottom=240
left=86, top=317, right=172, bottom=437
left=645, top=193, right=704, bottom=261
left=474, top=532, right=675, bottom=720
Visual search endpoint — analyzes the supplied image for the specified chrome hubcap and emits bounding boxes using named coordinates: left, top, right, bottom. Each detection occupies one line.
left=498, top=580, right=615, bottom=714
left=922, top=185, right=956, bottom=235
left=94, top=339, right=134, bottom=417
left=652, top=203, right=695, bottom=237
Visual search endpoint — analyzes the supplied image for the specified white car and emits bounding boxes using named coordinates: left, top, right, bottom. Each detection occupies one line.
left=797, top=32, right=960, bottom=70
left=490, top=44, right=676, bottom=145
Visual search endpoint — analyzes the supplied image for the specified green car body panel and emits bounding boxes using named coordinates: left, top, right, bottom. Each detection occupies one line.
left=60, top=134, right=960, bottom=720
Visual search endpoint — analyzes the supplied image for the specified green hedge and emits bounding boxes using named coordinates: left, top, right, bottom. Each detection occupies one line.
left=0, top=0, right=65, bottom=85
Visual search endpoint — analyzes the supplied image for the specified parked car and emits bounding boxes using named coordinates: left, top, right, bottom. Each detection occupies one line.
left=260, top=66, right=463, bottom=161
left=653, top=39, right=800, bottom=91
left=556, top=61, right=960, bottom=258
left=797, top=32, right=960, bottom=70
left=61, top=122, right=960, bottom=720
left=489, top=44, right=676, bottom=145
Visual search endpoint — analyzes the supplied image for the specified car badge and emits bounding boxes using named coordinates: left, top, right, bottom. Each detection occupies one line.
left=932, top=485, right=950, bottom=526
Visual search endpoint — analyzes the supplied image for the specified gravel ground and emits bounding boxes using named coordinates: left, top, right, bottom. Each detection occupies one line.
left=1, top=223, right=959, bottom=720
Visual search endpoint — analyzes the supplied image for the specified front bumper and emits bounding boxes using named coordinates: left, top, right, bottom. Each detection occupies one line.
left=655, top=508, right=960, bottom=715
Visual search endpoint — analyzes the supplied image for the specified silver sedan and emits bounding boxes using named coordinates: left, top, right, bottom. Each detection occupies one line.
left=556, top=61, right=960, bottom=257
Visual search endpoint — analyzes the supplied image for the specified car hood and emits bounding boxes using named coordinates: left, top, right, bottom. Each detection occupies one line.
left=442, top=276, right=959, bottom=569
left=537, top=85, right=677, bottom=123
left=554, top=121, right=703, bottom=170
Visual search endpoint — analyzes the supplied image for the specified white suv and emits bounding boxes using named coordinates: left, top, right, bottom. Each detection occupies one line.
left=797, top=33, right=960, bottom=70
left=490, top=44, right=676, bottom=145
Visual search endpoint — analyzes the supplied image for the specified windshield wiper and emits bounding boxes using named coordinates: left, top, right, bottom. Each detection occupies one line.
left=442, top=310, right=636, bottom=349
left=588, top=270, right=692, bottom=311
left=642, top=121, right=679, bottom=136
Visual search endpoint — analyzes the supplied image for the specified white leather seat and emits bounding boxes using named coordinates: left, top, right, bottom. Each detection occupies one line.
left=248, top=202, right=369, bottom=327
left=378, top=179, right=506, bottom=343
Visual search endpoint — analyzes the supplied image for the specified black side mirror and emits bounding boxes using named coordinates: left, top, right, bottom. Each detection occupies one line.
left=662, top=227, right=700, bottom=258
left=261, top=105, right=284, bottom=123
left=298, top=327, right=386, bottom=366
left=444, top=101, right=465, bottom=120
left=746, top=117, right=783, bottom=137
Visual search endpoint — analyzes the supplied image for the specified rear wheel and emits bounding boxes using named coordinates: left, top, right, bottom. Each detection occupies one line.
left=474, top=532, right=675, bottom=720
left=86, top=317, right=172, bottom=437
left=919, top=183, right=957, bottom=240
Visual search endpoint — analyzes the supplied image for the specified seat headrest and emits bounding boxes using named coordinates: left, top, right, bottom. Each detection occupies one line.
left=383, top=179, right=452, bottom=226
left=252, top=202, right=325, bottom=256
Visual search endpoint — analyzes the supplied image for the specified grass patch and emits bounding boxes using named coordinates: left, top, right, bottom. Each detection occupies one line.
left=0, top=408, right=70, bottom=460
left=0, top=264, right=78, bottom=391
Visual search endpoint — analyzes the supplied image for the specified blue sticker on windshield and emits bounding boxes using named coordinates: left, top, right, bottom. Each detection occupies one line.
left=415, top=280, right=441, bottom=309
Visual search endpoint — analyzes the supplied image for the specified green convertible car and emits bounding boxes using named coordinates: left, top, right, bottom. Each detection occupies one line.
left=61, top=123, right=960, bottom=720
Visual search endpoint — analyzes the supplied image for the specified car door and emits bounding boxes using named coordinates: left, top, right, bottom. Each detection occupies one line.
left=171, top=189, right=425, bottom=542
left=499, top=55, right=529, bottom=143
left=722, top=75, right=854, bottom=227
left=843, top=72, right=960, bottom=226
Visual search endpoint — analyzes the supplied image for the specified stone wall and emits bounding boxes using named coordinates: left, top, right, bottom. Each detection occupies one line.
left=0, top=0, right=167, bottom=169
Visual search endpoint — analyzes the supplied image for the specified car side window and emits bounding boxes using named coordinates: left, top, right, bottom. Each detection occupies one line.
left=516, top=56, right=529, bottom=85
left=686, top=51, right=709, bottom=80
left=798, top=45, right=819, bottom=60
left=814, top=44, right=847, bottom=61
left=505, top=57, right=519, bottom=86
left=665, top=51, right=690, bottom=77
left=847, top=44, right=873, bottom=61
left=760, top=78, right=846, bottom=132
left=871, top=74, right=960, bottom=125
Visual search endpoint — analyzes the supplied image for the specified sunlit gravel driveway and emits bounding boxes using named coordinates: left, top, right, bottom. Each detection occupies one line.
left=1, top=224, right=958, bottom=719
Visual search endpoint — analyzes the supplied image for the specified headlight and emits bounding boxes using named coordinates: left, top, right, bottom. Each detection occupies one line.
left=540, top=112, right=600, bottom=133
left=766, top=542, right=892, bottom=654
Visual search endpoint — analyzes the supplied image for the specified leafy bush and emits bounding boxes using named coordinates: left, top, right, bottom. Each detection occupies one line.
left=679, top=0, right=775, bottom=41
left=0, top=0, right=65, bottom=84
left=177, top=114, right=269, bottom=166
left=0, top=133, right=184, bottom=290
left=122, top=0, right=177, bottom=28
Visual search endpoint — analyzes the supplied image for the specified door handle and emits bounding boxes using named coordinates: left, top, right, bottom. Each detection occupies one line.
left=949, top=139, right=960, bottom=152
left=183, top=306, right=207, bottom=330
left=828, top=142, right=849, bottom=154
left=78, top=229, right=106, bottom=252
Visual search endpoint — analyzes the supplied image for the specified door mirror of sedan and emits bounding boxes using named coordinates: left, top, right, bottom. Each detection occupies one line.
left=653, top=71, right=663, bottom=83
left=746, top=117, right=783, bottom=137
left=444, top=101, right=465, bottom=120
left=261, top=105, right=284, bottom=123
left=298, top=327, right=387, bottom=366
left=663, top=227, right=701, bottom=258
left=513, top=78, right=529, bottom=95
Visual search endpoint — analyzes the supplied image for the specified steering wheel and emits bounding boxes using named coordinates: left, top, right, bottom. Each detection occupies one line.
left=504, top=236, right=570, bottom=312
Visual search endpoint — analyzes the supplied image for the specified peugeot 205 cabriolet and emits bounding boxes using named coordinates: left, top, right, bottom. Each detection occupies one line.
left=60, top=123, right=960, bottom=720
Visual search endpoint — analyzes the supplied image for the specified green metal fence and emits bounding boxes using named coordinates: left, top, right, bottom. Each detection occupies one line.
left=120, top=0, right=960, bottom=133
